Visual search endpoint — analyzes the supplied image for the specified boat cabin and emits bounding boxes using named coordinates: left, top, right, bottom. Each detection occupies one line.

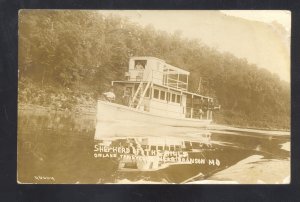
left=112, top=56, right=214, bottom=120
left=125, top=57, right=189, bottom=91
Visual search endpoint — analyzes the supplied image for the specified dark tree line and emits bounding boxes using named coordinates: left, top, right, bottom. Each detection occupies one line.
left=18, top=10, right=290, bottom=129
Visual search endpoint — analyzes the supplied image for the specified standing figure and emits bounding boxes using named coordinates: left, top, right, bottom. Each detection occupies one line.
left=102, top=88, right=115, bottom=102
left=135, top=62, right=144, bottom=70
left=122, top=87, right=132, bottom=106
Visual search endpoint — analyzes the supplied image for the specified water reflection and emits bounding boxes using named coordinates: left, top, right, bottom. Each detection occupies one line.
left=17, top=110, right=290, bottom=184
left=95, top=135, right=214, bottom=172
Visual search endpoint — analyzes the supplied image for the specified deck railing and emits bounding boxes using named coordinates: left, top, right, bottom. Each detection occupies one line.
left=126, top=69, right=144, bottom=81
left=163, top=77, right=188, bottom=91
left=185, top=107, right=212, bottom=120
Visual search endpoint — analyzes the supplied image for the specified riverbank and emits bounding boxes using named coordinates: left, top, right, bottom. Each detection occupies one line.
left=18, top=103, right=96, bottom=115
left=18, top=79, right=98, bottom=115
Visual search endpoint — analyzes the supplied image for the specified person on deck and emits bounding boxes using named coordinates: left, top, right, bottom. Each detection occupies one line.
left=122, top=88, right=131, bottom=106
left=135, top=62, right=144, bottom=70
left=203, top=99, right=209, bottom=112
left=209, top=100, right=214, bottom=110
left=199, top=108, right=204, bottom=117
left=102, top=88, right=115, bottom=102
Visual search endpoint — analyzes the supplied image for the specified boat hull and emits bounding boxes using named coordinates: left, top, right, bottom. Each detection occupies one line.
left=95, top=101, right=212, bottom=139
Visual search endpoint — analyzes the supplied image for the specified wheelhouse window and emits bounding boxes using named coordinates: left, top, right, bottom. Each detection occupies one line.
left=153, top=89, right=159, bottom=99
left=134, top=60, right=147, bottom=70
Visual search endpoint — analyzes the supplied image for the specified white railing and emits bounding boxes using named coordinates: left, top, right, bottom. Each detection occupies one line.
left=164, top=78, right=188, bottom=91
left=185, top=107, right=212, bottom=120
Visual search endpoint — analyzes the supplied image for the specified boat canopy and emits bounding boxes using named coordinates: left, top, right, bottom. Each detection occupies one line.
left=164, top=64, right=190, bottom=75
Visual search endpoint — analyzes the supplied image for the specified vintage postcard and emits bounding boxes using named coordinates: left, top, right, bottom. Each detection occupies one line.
left=17, top=10, right=290, bottom=184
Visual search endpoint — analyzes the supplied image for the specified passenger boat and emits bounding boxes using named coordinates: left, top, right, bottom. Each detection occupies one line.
left=95, top=57, right=219, bottom=138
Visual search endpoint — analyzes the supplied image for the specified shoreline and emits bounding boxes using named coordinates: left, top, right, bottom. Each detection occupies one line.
left=18, top=103, right=96, bottom=115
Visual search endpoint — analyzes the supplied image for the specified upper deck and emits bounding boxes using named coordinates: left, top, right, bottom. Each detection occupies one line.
left=125, top=56, right=190, bottom=91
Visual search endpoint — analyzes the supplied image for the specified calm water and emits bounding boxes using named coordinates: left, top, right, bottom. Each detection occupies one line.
left=17, top=110, right=290, bottom=184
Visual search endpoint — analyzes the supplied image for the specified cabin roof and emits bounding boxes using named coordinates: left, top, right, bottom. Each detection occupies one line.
left=130, top=56, right=190, bottom=75
left=183, top=91, right=213, bottom=100
left=130, top=56, right=165, bottom=62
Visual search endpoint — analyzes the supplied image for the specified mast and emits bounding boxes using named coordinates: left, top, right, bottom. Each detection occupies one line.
left=197, top=77, right=202, bottom=94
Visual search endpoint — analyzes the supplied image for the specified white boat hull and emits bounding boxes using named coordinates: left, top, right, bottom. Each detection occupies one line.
left=95, top=101, right=212, bottom=139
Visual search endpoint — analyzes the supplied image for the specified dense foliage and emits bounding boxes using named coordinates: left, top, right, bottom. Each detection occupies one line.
left=18, top=10, right=290, bottom=129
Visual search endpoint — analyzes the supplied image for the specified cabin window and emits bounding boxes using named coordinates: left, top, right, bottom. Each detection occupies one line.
left=186, top=96, right=192, bottom=105
left=171, top=94, right=176, bottom=102
left=160, top=91, right=166, bottom=100
left=176, top=95, right=181, bottom=103
left=153, top=89, right=159, bottom=99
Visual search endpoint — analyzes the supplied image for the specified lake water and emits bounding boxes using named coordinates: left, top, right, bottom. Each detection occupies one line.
left=17, top=110, right=290, bottom=184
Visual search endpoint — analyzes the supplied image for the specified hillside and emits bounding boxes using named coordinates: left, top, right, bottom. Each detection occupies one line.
left=18, top=10, right=290, bottom=130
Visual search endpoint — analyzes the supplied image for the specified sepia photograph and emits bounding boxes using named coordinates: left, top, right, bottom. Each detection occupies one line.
left=17, top=10, right=290, bottom=184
